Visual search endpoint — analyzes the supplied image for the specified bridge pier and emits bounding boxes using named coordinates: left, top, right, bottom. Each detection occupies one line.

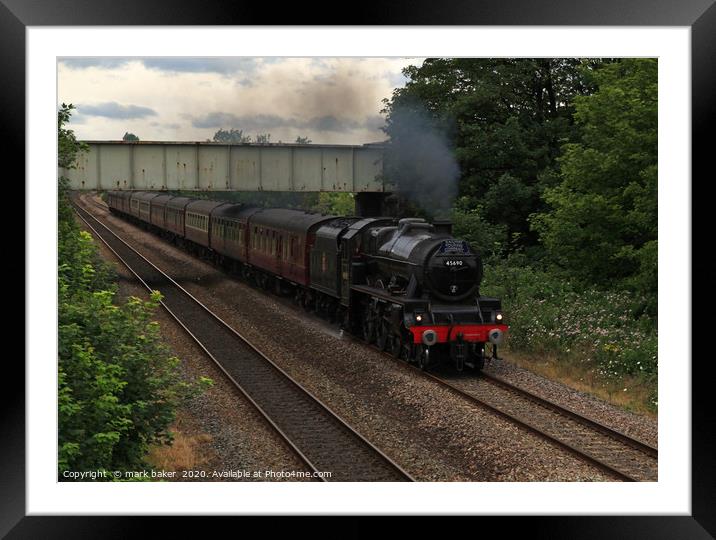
left=355, top=192, right=390, bottom=217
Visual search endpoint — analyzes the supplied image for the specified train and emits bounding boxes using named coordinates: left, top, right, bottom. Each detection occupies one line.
left=105, top=191, right=508, bottom=371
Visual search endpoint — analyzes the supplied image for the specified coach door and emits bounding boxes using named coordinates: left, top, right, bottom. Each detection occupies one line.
left=340, top=238, right=351, bottom=307
left=276, top=232, right=283, bottom=276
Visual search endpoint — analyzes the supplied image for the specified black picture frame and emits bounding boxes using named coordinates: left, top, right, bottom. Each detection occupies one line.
left=10, top=1, right=713, bottom=536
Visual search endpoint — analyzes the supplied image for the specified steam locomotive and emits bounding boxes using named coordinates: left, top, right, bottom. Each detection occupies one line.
left=106, top=191, right=508, bottom=371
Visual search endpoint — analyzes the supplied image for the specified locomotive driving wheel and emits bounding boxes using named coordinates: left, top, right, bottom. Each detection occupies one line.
left=402, top=341, right=415, bottom=363
left=376, top=320, right=390, bottom=351
left=390, top=332, right=403, bottom=358
left=362, top=306, right=376, bottom=344
left=417, top=345, right=430, bottom=371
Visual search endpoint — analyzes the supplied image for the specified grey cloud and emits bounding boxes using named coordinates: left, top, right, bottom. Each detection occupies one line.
left=303, top=115, right=359, bottom=132
left=192, top=112, right=297, bottom=130
left=192, top=112, right=383, bottom=133
left=59, top=57, right=132, bottom=69
left=60, top=57, right=260, bottom=76
left=141, top=57, right=259, bottom=75
left=150, top=121, right=181, bottom=130
left=363, top=115, right=386, bottom=131
left=69, top=113, right=88, bottom=124
left=78, top=102, right=157, bottom=120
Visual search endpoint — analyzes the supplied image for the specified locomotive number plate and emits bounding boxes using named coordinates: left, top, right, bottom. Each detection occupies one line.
left=444, top=259, right=464, bottom=267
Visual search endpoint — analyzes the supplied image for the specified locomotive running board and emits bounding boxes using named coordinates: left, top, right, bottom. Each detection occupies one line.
left=350, top=284, right=427, bottom=308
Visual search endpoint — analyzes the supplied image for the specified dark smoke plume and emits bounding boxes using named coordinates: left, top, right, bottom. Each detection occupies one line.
left=383, top=103, right=460, bottom=219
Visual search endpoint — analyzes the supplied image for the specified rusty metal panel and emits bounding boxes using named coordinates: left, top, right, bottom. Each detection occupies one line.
left=64, top=148, right=96, bottom=190
left=354, top=147, right=384, bottom=192
left=259, top=147, right=292, bottom=191
left=292, top=147, right=323, bottom=191
left=166, top=145, right=199, bottom=190
left=133, top=145, right=165, bottom=190
left=198, top=145, right=229, bottom=190
left=321, top=147, right=354, bottom=191
left=230, top=147, right=261, bottom=191
left=99, top=145, right=132, bottom=190
left=70, top=148, right=99, bottom=189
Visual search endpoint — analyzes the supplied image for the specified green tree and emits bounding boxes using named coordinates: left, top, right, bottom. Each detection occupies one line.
left=212, top=128, right=252, bottom=143
left=530, top=59, right=657, bottom=310
left=122, top=132, right=140, bottom=141
left=295, top=136, right=312, bottom=144
left=255, top=133, right=271, bottom=144
left=382, top=58, right=601, bottom=245
left=58, top=103, right=88, bottom=170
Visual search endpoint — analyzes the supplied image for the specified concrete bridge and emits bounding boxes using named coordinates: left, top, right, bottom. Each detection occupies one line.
left=62, top=141, right=386, bottom=193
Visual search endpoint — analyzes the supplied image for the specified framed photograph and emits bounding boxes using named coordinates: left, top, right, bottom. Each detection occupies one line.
left=12, top=0, right=711, bottom=536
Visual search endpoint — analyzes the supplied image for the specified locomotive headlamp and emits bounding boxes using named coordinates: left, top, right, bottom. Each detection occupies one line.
left=488, top=328, right=504, bottom=345
left=415, top=314, right=423, bottom=322
left=496, top=312, right=503, bottom=322
left=422, top=329, right=438, bottom=346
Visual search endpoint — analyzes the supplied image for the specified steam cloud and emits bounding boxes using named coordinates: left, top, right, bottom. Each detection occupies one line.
left=384, top=104, right=460, bottom=218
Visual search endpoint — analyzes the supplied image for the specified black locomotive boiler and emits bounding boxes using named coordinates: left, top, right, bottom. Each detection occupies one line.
left=106, top=191, right=508, bottom=371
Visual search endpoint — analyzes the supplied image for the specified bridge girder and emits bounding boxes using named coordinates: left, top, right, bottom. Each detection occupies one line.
left=62, top=141, right=386, bottom=193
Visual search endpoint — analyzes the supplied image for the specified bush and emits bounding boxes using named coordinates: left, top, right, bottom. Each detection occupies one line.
left=481, top=257, right=658, bottom=408
left=58, top=183, right=207, bottom=479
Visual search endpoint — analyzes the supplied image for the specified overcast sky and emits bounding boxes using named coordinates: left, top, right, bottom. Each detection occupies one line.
left=58, top=57, right=423, bottom=145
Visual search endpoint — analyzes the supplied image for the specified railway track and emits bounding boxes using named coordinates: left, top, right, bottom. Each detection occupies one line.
left=77, top=193, right=657, bottom=482
left=72, top=198, right=413, bottom=482
left=435, top=370, right=656, bottom=481
left=360, top=339, right=657, bottom=482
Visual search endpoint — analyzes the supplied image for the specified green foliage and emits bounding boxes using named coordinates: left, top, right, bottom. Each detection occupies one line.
left=315, top=192, right=355, bottom=216
left=295, top=136, right=312, bottom=144
left=451, top=196, right=508, bottom=259
left=58, top=203, right=207, bottom=478
left=481, top=258, right=657, bottom=409
left=211, top=128, right=272, bottom=144
left=122, top=132, right=140, bottom=141
left=58, top=103, right=88, bottom=170
left=382, top=58, right=601, bottom=245
left=196, top=189, right=320, bottom=210
left=385, top=56, right=658, bottom=319
left=530, top=59, right=657, bottom=312
left=59, top=286, right=189, bottom=476
left=212, top=128, right=252, bottom=143
left=58, top=107, right=210, bottom=479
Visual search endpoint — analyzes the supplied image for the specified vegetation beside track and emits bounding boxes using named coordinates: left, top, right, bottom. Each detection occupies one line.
left=480, top=258, right=657, bottom=413
left=383, top=59, right=658, bottom=413
left=58, top=104, right=210, bottom=480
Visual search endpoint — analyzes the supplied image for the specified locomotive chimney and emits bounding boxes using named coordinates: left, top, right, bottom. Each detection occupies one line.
left=433, top=219, right=453, bottom=235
